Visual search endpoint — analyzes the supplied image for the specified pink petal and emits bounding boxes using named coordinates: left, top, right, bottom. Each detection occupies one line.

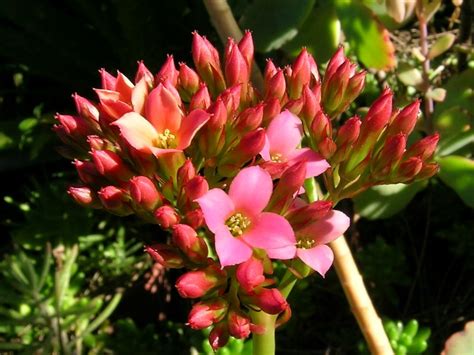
left=242, top=212, right=296, bottom=259
left=229, top=166, right=273, bottom=216
left=177, top=109, right=211, bottom=149
left=266, top=110, right=303, bottom=158
left=131, top=78, right=149, bottom=115
left=145, top=84, right=182, bottom=133
left=289, top=148, right=330, bottom=178
left=112, top=112, right=158, bottom=153
left=300, top=210, right=350, bottom=245
left=260, top=136, right=271, bottom=161
left=297, top=245, right=334, bottom=277
left=195, top=189, right=235, bottom=233
left=215, top=226, right=253, bottom=267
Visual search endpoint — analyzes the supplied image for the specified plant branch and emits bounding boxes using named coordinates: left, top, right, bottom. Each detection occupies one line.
left=202, top=0, right=264, bottom=91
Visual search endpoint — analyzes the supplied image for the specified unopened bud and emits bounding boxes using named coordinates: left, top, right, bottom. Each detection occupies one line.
left=177, top=159, right=196, bottom=186
left=288, top=49, right=312, bottom=99
left=175, top=264, right=227, bottom=298
left=155, top=55, right=178, bottom=86
left=265, top=69, right=286, bottom=101
left=387, top=100, right=420, bottom=136
left=189, top=84, right=211, bottom=110
left=183, top=209, right=205, bottom=229
left=98, top=186, right=131, bottom=215
left=267, top=161, right=306, bottom=214
left=234, top=104, right=264, bottom=133
left=238, top=30, right=254, bottom=69
left=253, top=288, right=288, bottom=314
left=68, top=186, right=100, bottom=208
left=129, top=176, right=162, bottom=211
left=154, top=205, right=180, bottom=228
left=184, top=176, right=209, bottom=201
left=209, top=322, right=229, bottom=351
left=405, top=133, right=439, bottom=160
left=286, top=201, right=333, bottom=230
left=187, top=298, right=229, bottom=329
left=172, top=224, right=208, bottom=263
left=178, top=63, right=200, bottom=100
left=397, top=157, right=423, bottom=182
left=236, top=257, right=265, bottom=294
left=135, top=61, right=154, bottom=87
left=145, top=244, right=184, bottom=268
left=92, top=150, right=133, bottom=182
left=228, top=309, right=251, bottom=339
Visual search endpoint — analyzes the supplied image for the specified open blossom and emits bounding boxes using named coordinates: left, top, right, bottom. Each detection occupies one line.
left=196, top=166, right=296, bottom=267
left=260, top=110, right=330, bottom=178
left=294, top=210, right=350, bottom=276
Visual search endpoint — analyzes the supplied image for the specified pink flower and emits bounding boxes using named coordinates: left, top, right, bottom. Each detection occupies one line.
left=260, top=110, right=329, bottom=178
left=196, top=166, right=296, bottom=267
left=295, top=210, right=350, bottom=277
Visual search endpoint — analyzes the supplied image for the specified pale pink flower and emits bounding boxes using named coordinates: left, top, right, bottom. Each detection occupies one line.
left=295, top=210, right=350, bottom=277
left=196, top=166, right=296, bottom=267
left=260, top=110, right=329, bottom=178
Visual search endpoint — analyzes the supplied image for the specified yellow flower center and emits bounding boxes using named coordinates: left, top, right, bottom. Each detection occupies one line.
left=296, top=235, right=316, bottom=249
left=156, top=129, right=176, bottom=149
left=270, top=153, right=283, bottom=163
left=226, top=213, right=251, bottom=237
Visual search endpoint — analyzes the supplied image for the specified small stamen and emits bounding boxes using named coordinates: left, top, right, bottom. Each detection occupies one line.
left=226, top=213, right=251, bottom=237
left=270, top=153, right=283, bottom=163
left=296, top=235, right=316, bottom=249
left=156, top=129, right=176, bottom=148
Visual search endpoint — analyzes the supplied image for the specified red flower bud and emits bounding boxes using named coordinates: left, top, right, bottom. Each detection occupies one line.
left=288, top=48, right=312, bottom=99
left=336, top=116, right=361, bottom=146
left=262, top=98, right=281, bottom=126
left=154, top=205, right=180, bottom=229
left=155, top=55, right=178, bottom=86
left=74, top=160, right=101, bottom=185
left=405, top=133, right=439, bottom=160
left=187, top=298, right=229, bottom=330
left=219, top=84, right=242, bottom=114
left=286, top=200, right=333, bottom=230
left=129, top=176, right=162, bottom=211
left=184, top=209, right=205, bottom=229
left=238, top=30, right=254, bottom=69
left=87, top=135, right=107, bottom=151
left=284, top=97, right=304, bottom=116
left=372, top=133, right=407, bottom=177
left=311, top=110, right=331, bottom=143
left=253, top=288, right=288, bottom=314
left=68, top=186, right=100, bottom=208
left=362, top=90, right=393, bottom=136
left=99, top=68, right=116, bottom=90
left=92, top=149, right=133, bottom=182
left=190, top=84, right=211, bottom=110
left=225, top=39, right=250, bottom=87
left=264, top=59, right=278, bottom=83
left=145, top=244, right=184, bottom=268
left=236, top=257, right=266, bottom=294
left=301, top=85, right=319, bottom=125
left=265, top=69, right=286, bottom=101
left=209, top=322, right=229, bottom=351
left=73, top=94, right=99, bottom=123
left=192, top=32, right=225, bottom=94
left=397, top=157, right=423, bottom=181
left=177, top=159, right=196, bottom=186
left=184, top=176, right=209, bottom=201
left=235, top=104, right=264, bottom=133
left=387, top=100, right=420, bottom=136
left=172, top=224, right=208, bottom=263
left=98, top=186, right=132, bottom=215
left=416, top=162, right=439, bottom=180
left=318, top=137, right=337, bottom=159
left=228, top=309, right=251, bottom=339
left=178, top=63, right=200, bottom=99
left=55, top=114, right=93, bottom=141
left=135, top=61, right=154, bottom=87
left=175, top=264, right=227, bottom=298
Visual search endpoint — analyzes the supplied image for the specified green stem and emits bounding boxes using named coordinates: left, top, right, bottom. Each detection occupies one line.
left=250, top=310, right=276, bottom=355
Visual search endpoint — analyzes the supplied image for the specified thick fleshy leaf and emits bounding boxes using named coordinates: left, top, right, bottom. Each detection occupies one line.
left=264, top=110, right=303, bottom=159
left=283, top=2, right=341, bottom=63
left=240, top=0, right=315, bottom=52
left=196, top=189, right=235, bottom=233
left=242, top=212, right=296, bottom=259
left=289, top=148, right=330, bottom=178
left=297, top=244, right=334, bottom=277
left=299, top=210, right=349, bottom=245
left=438, top=155, right=474, bottom=208
left=177, top=109, right=211, bottom=149
left=336, top=1, right=396, bottom=70
left=112, top=112, right=158, bottom=152
left=229, top=166, right=273, bottom=216
left=354, top=182, right=427, bottom=220
left=214, top=226, right=253, bottom=267
left=145, top=84, right=182, bottom=133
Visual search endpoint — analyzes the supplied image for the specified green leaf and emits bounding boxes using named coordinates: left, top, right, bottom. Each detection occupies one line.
left=240, top=0, right=315, bottom=52
left=438, top=156, right=474, bottom=208
left=397, top=62, right=423, bottom=87
left=354, top=181, right=427, bottom=220
left=428, top=33, right=456, bottom=60
left=437, top=130, right=474, bottom=157
left=442, top=321, right=474, bottom=355
left=283, top=2, right=341, bottom=63
left=336, top=1, right=396, bottom=70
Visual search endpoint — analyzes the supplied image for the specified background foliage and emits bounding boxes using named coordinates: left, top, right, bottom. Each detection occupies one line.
left=1, top=0, right=472, bottom=353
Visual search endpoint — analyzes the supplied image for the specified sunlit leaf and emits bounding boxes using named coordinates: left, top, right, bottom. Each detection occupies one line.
left=397, top=62, right=423, bottom=87
left=428, top=33, right=456, bottom=59
left=336, top=1, right=396, bottom=70
left=240, top=0, right=315, bottom=52
left=438, top=156, right=474, bottom=208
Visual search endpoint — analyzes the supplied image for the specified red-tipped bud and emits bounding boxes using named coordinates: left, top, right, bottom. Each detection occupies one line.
left=397, top=157, right=423, bottom=181
left=190, top=84, right=211, bottom=110
left=262, top=98, right=281, bottom=126
left=67, top=186, right=100, bottom=208
left=336, top=116, right=361, bottom=146
left=236, top=257, right=265, bottom=294
left=99, top=68, right=116, bottom=90
left=288, top=49, right=312, bottom=99
left=154, top=205, right=180, bottom=229
left=253, top=288, right=288, bottom=315
left=284, top=97, right=304, bottom=116
left=238, top=31, right=254, bottom=69
left=362, top=90, right=393, bottom=136
left=267, top=161, right=307, bottom=214
left=74, top=160, right=101, bottom=185
left=98, top=186, right=131, bottom=215
left=346, top=71, right=366, bottom=102
left=145, top=244, right=184, bottom=268
left=175, top=264, right=227, bottom=299
left=184, top=209, right=205, bottom=229
left=325, top=47, right=346, bottom=81
left=219, top=84, right=242, bottom=114
left=311, top=111, right=331, bottom=143
left=416, top=162, right=439, bottom=180
left=228, top=310, right=251, bottom=339
left=91, top=149, right=133, bottom=182
left=286, top=200, right=332, bottom=230
left=373, top=134, right=407, bottom=176
left=172, top=224, right=208, bottom=264
left=301, top=85, right=319, bottom=124
left=387, top=100, right=420, bottom=136
left=135, top=61, right=154, bottom=87
left=225, top=39, right=250, bottom=87
left=264, top=59, right=278, bottom=82
left=73, top=94, right=99, bottom=123
left=318, top=137, right=337, bottom=159
left=178, top=63, right=200, bottom=100
left=177, top=159, right=196, bottom=186
left=187, top=298, right=229, bottom=330
left=405, top=133, right=439, bottom=160
left=87, top=135, right=107, bottom=151
left=192, top=32, right=224, bottom=94
left=129, top=176, right=162, bottom=211
left=184, top=176, right=209, bottom=201
left=209, top=322, right=230, bottom=351
left=235, top=104, right=264, bottom=133
left=56, top=114, right=93, bottom=140
left=155, top=55, right=178, bottom=86
left=265, top=69, right=286, bottom=101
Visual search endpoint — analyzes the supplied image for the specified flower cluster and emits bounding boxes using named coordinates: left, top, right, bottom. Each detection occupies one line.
left=54, top=31, right=438, bottom=349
